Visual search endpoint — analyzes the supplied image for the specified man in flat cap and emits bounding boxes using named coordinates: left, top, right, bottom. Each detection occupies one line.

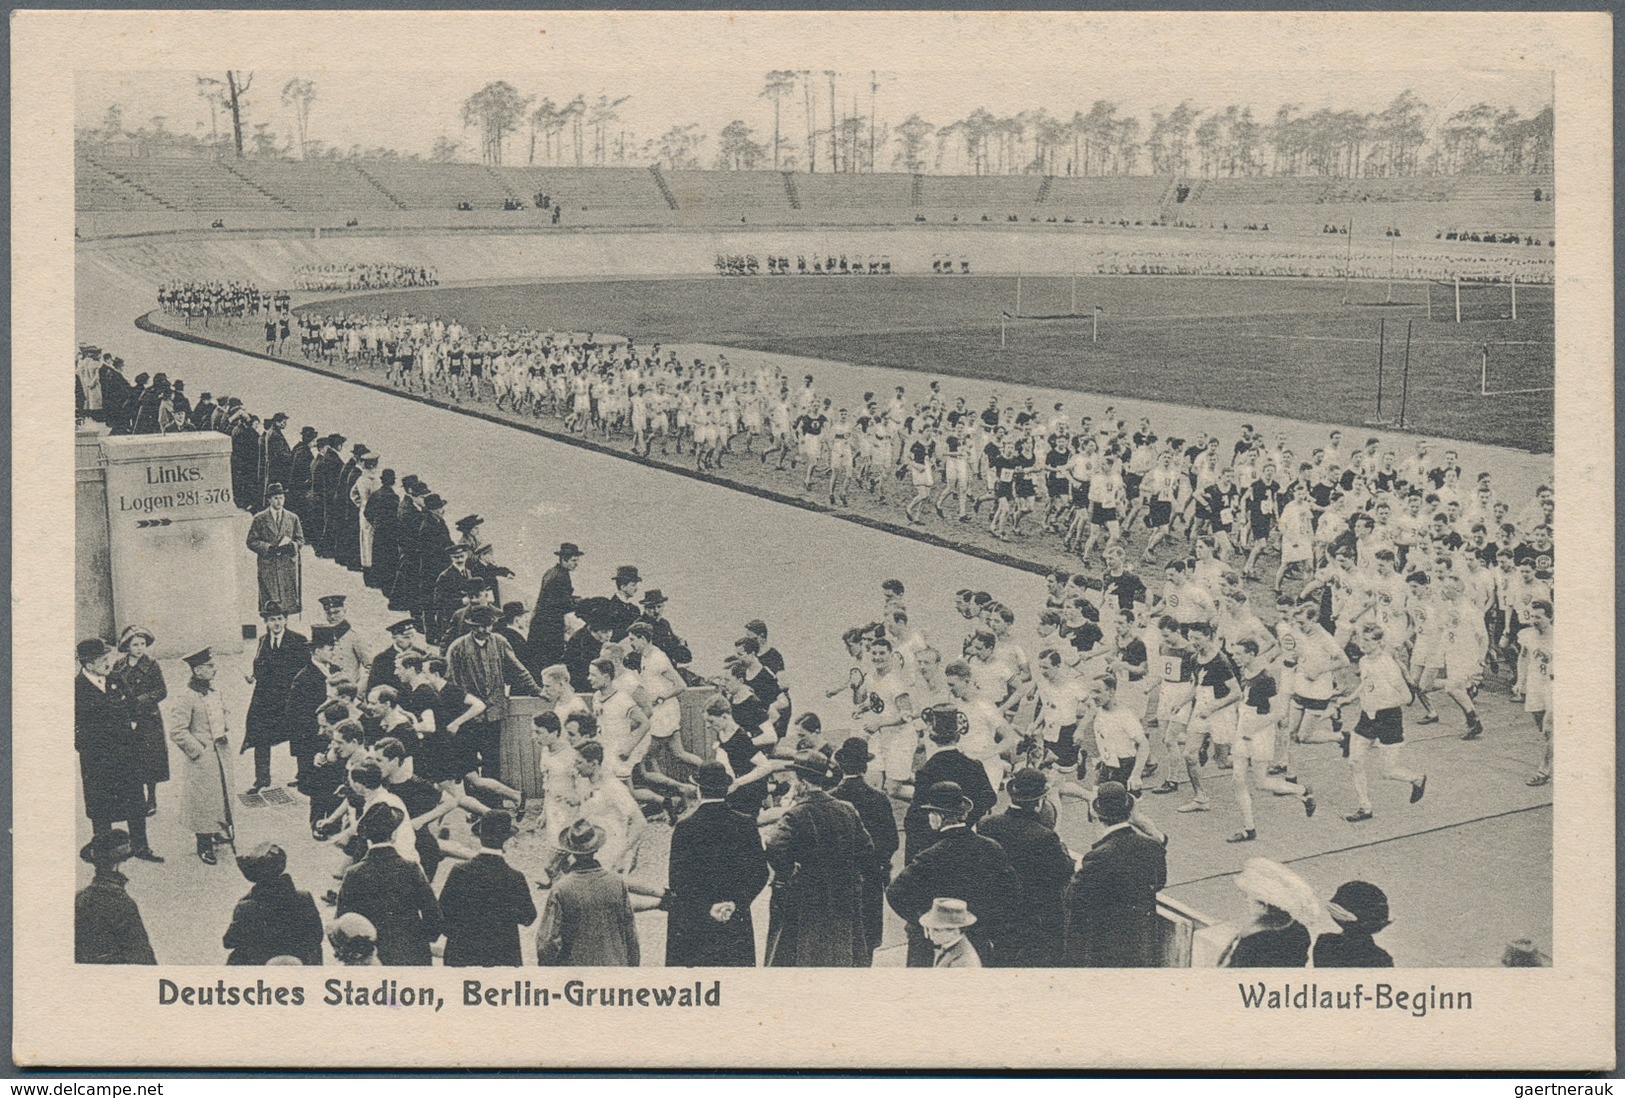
left=76, top=638, right=162, bottom=863
left=526, top=542, right=584, bottom=674
left=247, top=482, right=305, bottom=615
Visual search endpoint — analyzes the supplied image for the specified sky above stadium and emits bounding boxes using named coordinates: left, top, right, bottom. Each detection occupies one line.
left=75, top=12, right=1555, bottom=161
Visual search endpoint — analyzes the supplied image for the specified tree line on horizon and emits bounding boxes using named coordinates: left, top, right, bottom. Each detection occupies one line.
left=79, top=72, right=1555, bottom=179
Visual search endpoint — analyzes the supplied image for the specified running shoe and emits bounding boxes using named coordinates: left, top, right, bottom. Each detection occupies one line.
left=1226, top=829, right=1256, bottom=843
left=1410, top=775, right=1428, bottom=803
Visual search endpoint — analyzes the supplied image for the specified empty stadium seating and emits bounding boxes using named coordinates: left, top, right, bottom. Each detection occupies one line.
left=916, top=174, right=1043, bottom=208
left=663, top=170, right=790, bottom=211
left=225, top=160, right=403, bottom=210
left=353, top=161, right=517, bottom=208
left=75, top=156, right=167, bottom=211
left=92, top=156, right=281, bottom=210
left=792, top=172, right=916, bottom=210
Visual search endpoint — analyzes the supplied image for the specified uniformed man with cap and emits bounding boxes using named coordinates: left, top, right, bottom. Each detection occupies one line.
left=247, top=482, right=305, bottom=615
left=369, top=618, right=428, bottom=696
left=171, top=647, right=236, bottom=865
left=318, top=594, right=375, bottom=694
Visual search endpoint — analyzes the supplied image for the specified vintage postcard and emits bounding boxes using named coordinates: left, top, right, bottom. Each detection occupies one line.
left=11, top=8, right=1613, bottom=1071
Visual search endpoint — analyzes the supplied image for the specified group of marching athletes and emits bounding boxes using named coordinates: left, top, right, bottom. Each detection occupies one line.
left=158, top=281, right=289, bottom=327
left=292, top=263, right=438, bottom=292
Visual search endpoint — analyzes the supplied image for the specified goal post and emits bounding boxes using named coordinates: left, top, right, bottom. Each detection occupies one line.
left=1427, top=276, right=1525, bottom=323
left=1476, top=339, right=1556, bottom=397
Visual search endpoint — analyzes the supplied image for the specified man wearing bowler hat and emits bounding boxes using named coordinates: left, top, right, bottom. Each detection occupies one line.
left=602, top=566, right=644, bottom=640
left=888, top=780, right=1020, bottom=967
left=76, top=638, right=162, bottom=863
left=977, top=768, right=1075, bottom=966
left=665, top=763, right=770, bottom=967
left=1062, top=781, right=1168, bottom=967
left=764, top=751, right=873, bottom=967
left=638, top=588, right=694, bottom=676
left=903, top=705, right=998, bottom=863
left=527, top=542, right=584, bottom=672
left=75, top=829, right=157, bottom=964
left=247, top=482, right=305, bottom=615
left=438, top=811, right=537, bottom=967
left=831, top=737, right=900, bottom=965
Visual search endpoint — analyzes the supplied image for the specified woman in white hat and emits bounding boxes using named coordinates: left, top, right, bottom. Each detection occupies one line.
left=1219, top=857, right=1320, bottom=967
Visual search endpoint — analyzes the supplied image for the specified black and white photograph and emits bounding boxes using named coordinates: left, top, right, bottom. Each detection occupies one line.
left=13, top=8, right=1614, bottom=1071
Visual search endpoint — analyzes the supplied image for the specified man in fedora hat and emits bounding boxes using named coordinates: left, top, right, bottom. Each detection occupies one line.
left=536, top=819, right=641, bottom=967
left=764, top=751, right=873, bottom=967
left=977, top=768, right=1075, bottom=967
left=76, top=638, right=161, bottom=862
left=308, top=434, right=344, bottom=557
left=261, top=412, right=293, bottom=505
left=830, top=737, right=899, bottom=965
left=665, top=763, right=770, bottom=967
left=527, top=542, right=584, bottom=672
left=888, top=780, right=1020, bottom=967
left=638, top=588, right=694, bottom=674
left=286, top=426, right=319, bottom=526
left=336, top=803, right=444, bottom=966
left=246, top=482, right=305, bottom=615
left=222, top=842, right=323, bottom=965
left=1062, top=782, right=1168, bottom=967
left=920, top=898, right=981, bottom=968
left=242, top=601, right=309, bottom=794
left=438, top=811, right=537, bottom=967
left=75, top=829, right=156, bottom=964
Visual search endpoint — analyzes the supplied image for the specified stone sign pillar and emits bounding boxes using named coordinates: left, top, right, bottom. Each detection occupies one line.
left=76, top=425, right=115, bottom=643
left=97, top=433, right=250, bottom=660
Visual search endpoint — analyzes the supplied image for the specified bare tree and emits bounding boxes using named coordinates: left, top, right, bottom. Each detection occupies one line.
left=224, top=71, right=253, bottom=157
left=280, top=78, right=316, bottom=160
left=461, top=81, right=533, bottom=165
left=800, top=70, right=816, bottom=172
left=760, top=71, right=797, bottom=171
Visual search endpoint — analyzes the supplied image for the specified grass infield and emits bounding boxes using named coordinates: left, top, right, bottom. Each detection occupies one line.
left=311, top=274, right=1554, bottom=452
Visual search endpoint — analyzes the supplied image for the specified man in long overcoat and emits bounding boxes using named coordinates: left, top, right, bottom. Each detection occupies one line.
left=666, top=763, right=770, bottom=967
left=246, top=484, right=305, bottom=615
left=76, top=638, right=160, bottom=860
left=285, top=426, right=318, bottom=526
left=361, top=469, right=401, bottom=593
left=887, top=780, right=1022, bottom=968
left=903, top=706, right=998, bottom=862
left=764, top=752, right=873, bottom=967
left=286, top=626, right=339, bottom=788
left=527, top=542, right=583, bottom=672
left=309, top=434, right=345, bottom=558
left=170, top=648, right=236, bottom=865
left=976, top=768, right=1075, bottom=966
left=1062, top=782, right=1169, bottom=967
left=261, top=413, right=293, bottom=504
left=388, top=483, right=425, bottom=613
left=829, top=738, right=900, bottom=965
left=241, top=602, right=309, bottom=793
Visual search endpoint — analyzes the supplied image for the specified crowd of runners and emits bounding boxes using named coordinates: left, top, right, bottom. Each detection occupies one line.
left=157, top=280, right=290, bottom=326
left=292, top=263, right=439, bottom=292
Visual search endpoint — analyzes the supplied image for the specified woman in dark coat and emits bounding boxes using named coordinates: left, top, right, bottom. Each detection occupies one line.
left=223, top=842, right=325, bottom=965
left=240, top=604, right=310, bottom=792
left=110, top=626, right=168, bottom=816
left=231, top=414, right=263, bottom=510
left=362, top=469, right=401, bottom=592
